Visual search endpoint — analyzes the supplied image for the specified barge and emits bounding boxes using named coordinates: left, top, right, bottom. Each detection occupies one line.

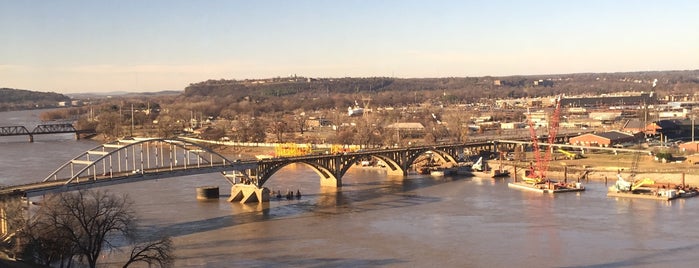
left=607, top=175, right=698, bottom=200
left=508, top=180, right=585, bottom=194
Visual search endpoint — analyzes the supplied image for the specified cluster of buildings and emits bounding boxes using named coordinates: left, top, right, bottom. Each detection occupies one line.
left=360, top=91, right=699, bottom=152
left=504, top=92, right=699, bottom=152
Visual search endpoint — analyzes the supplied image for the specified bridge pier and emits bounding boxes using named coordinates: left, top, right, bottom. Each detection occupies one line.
left=28, top=134, right=33, bottom=143
left=228, top=184, right=270, bottom=203
left=320, top=177, right=341, bottom=187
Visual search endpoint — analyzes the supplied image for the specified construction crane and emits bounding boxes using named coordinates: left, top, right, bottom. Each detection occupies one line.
left=525, top=95, right=562, bottom=183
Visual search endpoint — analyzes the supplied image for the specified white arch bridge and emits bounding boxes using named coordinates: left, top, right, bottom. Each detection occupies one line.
left=0, top=138, right=514, bottom=203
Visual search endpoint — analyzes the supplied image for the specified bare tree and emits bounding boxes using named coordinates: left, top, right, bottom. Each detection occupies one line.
left=294, top=112, right=308, bottom=135
left=0, top=196, right=28, bottom=259
left=123, top=236, right=174, bottom=268
left=331, top=127, right=356, bottom=145
left=97, top=111, right=124, bottom=138
left=155, top=114, right=180, bottom=138
left=353, top=120, right=382, bottom=147
left=13, top=190, right=173, bottom=268
left=443, top=112, right=472, bottom=142
left=269, top=120, right=288, bottom=143
left=44, top=190, right=135, bottom=268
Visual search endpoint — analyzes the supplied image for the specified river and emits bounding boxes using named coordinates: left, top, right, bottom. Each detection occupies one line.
left=2, top=109, right=699, bottom=267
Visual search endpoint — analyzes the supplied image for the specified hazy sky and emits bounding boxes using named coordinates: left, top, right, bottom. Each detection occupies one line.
left=1, top=0, right=697, bottom=93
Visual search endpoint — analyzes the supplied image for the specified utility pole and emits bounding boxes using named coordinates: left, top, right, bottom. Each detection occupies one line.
left=131, top=103, right=134, bottom=136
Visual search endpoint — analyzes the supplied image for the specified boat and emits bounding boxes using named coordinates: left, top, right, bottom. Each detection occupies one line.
left=472, top=156, right=485, bottom=172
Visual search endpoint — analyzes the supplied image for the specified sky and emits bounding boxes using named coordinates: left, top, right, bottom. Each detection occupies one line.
left=1, top=0, right=698, bottom=94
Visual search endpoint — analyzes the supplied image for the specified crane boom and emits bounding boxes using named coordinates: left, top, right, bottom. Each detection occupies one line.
left=540, top=96, right=562, bottom=179
left=526, top=95, right=563, bottom=181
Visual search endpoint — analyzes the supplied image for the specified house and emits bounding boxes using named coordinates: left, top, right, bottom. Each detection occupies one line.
left=589, top=111, right=622, bottom=123
left=524, top=110, right=549, bottom=128
left=305, top=117, right=332, bottom=128
left=569, top=131, right=638, bottom=147
left=500, top=122, right=526, bottom=130
left=679, top=141, right=699, bottom=153
left=621, top=120, right=661, bottom=135
left=385, top=122, right=425, bottom=138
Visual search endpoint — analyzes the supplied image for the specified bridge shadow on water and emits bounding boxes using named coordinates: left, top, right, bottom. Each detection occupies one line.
left=149, top=174, right=471, bottom=239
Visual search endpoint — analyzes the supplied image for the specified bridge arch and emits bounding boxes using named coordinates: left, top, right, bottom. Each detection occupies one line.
left=256, top=161, right=339, bottom=188
left=43, top=137, right=234, bottom=186
left=402, top=148, right=459, bottom=171
left=360, top=154, right=405, bottom=176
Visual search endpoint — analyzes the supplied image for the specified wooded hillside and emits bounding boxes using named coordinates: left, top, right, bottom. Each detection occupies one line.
left=0, top=88, right=70, bottom=111
left=177, top=70, right=699, bottom=118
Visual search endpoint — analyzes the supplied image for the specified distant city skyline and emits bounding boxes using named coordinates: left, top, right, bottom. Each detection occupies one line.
left=1, top=0, right=698, bottom=94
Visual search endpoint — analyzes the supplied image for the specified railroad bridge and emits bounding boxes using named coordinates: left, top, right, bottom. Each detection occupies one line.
left=0, top=123, right=95, bottom=142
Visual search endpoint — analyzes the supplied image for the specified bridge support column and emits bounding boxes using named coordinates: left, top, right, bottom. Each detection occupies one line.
left=320, top=177, right=341, bottom=187
left=228, top=184, right=270, bottom=203
left=28, top=134, right=33, bottom=143
left=386, top=168, right=407, bottom=176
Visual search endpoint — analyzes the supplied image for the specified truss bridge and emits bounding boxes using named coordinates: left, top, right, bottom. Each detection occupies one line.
left=0, top=123, right=95, bottom=142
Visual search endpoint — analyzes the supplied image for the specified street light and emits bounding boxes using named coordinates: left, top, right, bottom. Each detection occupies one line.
left=692, top=114, right=696, bottom=143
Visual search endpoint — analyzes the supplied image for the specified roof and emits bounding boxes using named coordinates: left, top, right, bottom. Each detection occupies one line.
left=655, top=119, right=694, bottom=129
left=595, top=130, right=634, bottom=141
left=386, top=122, right=425, bottom=130
left=623, top=120, right=645, bottom=129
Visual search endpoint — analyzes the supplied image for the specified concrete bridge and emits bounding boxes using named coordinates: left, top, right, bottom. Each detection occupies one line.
left=0, top=133, right=577, bottom=205
left=0, top=123, right=96, bottom=142
left=0, top=135, right=579, bottom=240
left=0, top=138, right=517, bottom=202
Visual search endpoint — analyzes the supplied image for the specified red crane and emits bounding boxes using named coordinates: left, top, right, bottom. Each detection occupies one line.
left=526, top=95, right=562, bottom=182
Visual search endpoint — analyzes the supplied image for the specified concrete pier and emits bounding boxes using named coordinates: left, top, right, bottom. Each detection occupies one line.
left=320, top=177, right=341, bottom=187
left=228, top=184, right=270, bottom=203
left=196, top=186, right=220, bottom=200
